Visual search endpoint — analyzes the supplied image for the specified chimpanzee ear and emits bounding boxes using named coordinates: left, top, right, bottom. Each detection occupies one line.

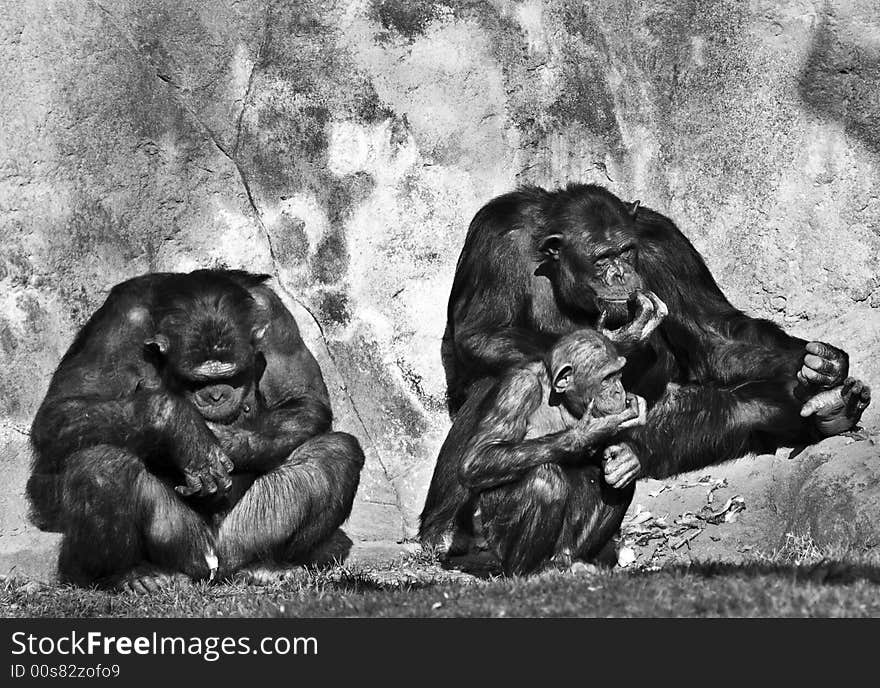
left=251, top=323, right=270, bottom=343
left=551, top=363, right=573, bottom=393
left=249, top=289, right=272, bottom=344
left=144, top=333, right=170, bottom=355
left=539, top=234, right=563, bottom=260
left=250, top=289, right=272, bottom=317
left=629, top=200, right=640, bottom=217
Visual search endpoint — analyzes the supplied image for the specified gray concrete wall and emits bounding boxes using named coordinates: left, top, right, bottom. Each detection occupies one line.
left=2, top=0, right=880, bottom=578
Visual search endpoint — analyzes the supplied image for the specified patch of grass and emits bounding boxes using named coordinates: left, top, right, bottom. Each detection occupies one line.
left=757, top=532, right=837, bottom=565
left=4, top=548, right=880, bottom=618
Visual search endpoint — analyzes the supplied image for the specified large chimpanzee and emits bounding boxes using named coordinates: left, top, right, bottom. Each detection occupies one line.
left=420, top=183, right=871, bottom=549
left=460, top=329, right=645, bottom=575
left=28, top=270, right=364, bottom=591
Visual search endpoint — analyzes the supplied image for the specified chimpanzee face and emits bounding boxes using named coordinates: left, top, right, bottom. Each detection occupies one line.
left=146, top=328, right=259, bottom=423
left=538, top=195, right=644, bottom=326
left=559, top=359, right=627, bottom=419
left=145, top=285, right=266, bottom=424
left=185, top=369, right=255, bottom=424
left=566, top=230, right=641, bottom=299
left=590, top=370, right=627, bottom=416
left=173, top=318, right=265, bottom=424
left=540, top=229, right=643, bottom=317
left=549, top=331, right=627, bottom=418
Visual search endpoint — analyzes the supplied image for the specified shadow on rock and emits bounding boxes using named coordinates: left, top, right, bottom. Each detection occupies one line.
left=799, top=10, right=880, bottom=155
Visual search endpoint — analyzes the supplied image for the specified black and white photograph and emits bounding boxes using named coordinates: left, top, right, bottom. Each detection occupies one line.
left=2, top=0, right=880, bottom=640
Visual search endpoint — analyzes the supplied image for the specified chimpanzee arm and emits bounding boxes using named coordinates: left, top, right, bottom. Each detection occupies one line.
left=34, top=387, right=233, bottom=493
left=34, top=389, right=199, bottom=462
left=635, top=207, right=808, bottom=386
left=30, top=276, right=232, bottom=498
left=454, top=323, right=553, bottom=374
left=448, top=192, right=557, bottom=377
left=629, top=220, right=821, bottom=456
left=633, top=208, right=858, bottom=442
left=210, top=277, right=334, bottom=472
left=624, top=380, right=820, bottom=479
left=458, top=366, right=627, bottom=492
left=210, top=396, right=332, bottom=471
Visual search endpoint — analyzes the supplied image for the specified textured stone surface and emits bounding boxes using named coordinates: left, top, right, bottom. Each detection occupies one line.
left=2, top=0, right=880, bottom=578
left=627, top=433, right=880, bottom=567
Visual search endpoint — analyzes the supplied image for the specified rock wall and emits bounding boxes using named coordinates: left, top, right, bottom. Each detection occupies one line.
left=2, top=0, right=880, bottom=576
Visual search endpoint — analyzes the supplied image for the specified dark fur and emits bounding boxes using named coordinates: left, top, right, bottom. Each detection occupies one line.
left=453, top=351, right=633, bottom=576
left=28, top=269, right=364, bottom=587
left=422, top=183, right=841, bottom=544
left=479, top=464, right=632, bottom=575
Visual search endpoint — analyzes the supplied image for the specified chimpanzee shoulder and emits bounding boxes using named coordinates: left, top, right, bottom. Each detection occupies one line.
left=224, top=271, right=330, bottom=408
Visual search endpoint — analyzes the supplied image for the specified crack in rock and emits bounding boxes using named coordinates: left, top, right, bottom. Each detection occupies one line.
left=233, top=0, right=272, bottom=158
left=87, top=0, right=408, bottom=529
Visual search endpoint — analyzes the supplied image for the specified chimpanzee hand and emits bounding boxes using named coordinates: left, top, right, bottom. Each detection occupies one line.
left=206, top=422, right=248, bottom=464
left=798, top=341, right=848, bottom=390
left=175, top=444, right=234, bottom=498
left=617, top=394, right=647, bottom=430
left=800, top=377, right=871, bottom=437
left=600, top=290, right=668, bottom=350
left=578, top=394, right=646, bottom=441
left=602, top=443, right=641, bottom=489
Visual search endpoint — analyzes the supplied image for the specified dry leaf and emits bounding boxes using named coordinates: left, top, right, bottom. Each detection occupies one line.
left=629, top=511, right=654, bottom=526
left=648, top=484, right=672, bottom=498
left=671, top=530, right=701, bottom=550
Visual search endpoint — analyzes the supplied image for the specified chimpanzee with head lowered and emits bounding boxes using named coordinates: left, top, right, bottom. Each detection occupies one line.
left=28, top=269, right=364, bottom=591
left=420, top=183, right=870, bottom=545
left=458, top=329, right=645, bottom=575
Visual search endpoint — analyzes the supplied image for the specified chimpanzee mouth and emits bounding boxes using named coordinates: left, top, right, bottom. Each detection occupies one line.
left=196, top=401, right=242, bottom=423
left=598, top=298, right=633, bottom=330
left=192, top=384, right=245, bottom=423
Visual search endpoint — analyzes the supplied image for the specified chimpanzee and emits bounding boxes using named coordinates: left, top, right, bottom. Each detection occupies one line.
left=27, top=269, right=364, bottom=592
left=420, top=183, right=871, bottom=545
left=459, top=329, right=645, bottom=575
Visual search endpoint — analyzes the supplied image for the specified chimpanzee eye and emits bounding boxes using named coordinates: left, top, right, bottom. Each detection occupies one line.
left=620, top=248, right=635, bottom=262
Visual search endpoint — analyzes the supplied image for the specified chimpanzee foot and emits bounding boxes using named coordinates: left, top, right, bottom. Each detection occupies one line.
left=112, top=565, right=192, bottom=594
left=447, top=518, right=490, bottom=557
left=800, top=377, right=871, bottom=437
left=233, top=563, right=310, bottom=586
left=842, top=377, right=872, bottom=417
left=548, top=549, right=573, bottom=570
left=533, top=550, right=597, bottom=577
left=568, top=561, right=600, bottom=576
left=446, top=528, right=473, bottom=557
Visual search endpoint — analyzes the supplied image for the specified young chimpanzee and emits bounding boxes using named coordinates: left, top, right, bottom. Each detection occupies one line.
left=421, top=183, right=871, bottom=545
left=457, top=329, right=645, bottom=575
left=27, top=270, right=364, bottom=592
